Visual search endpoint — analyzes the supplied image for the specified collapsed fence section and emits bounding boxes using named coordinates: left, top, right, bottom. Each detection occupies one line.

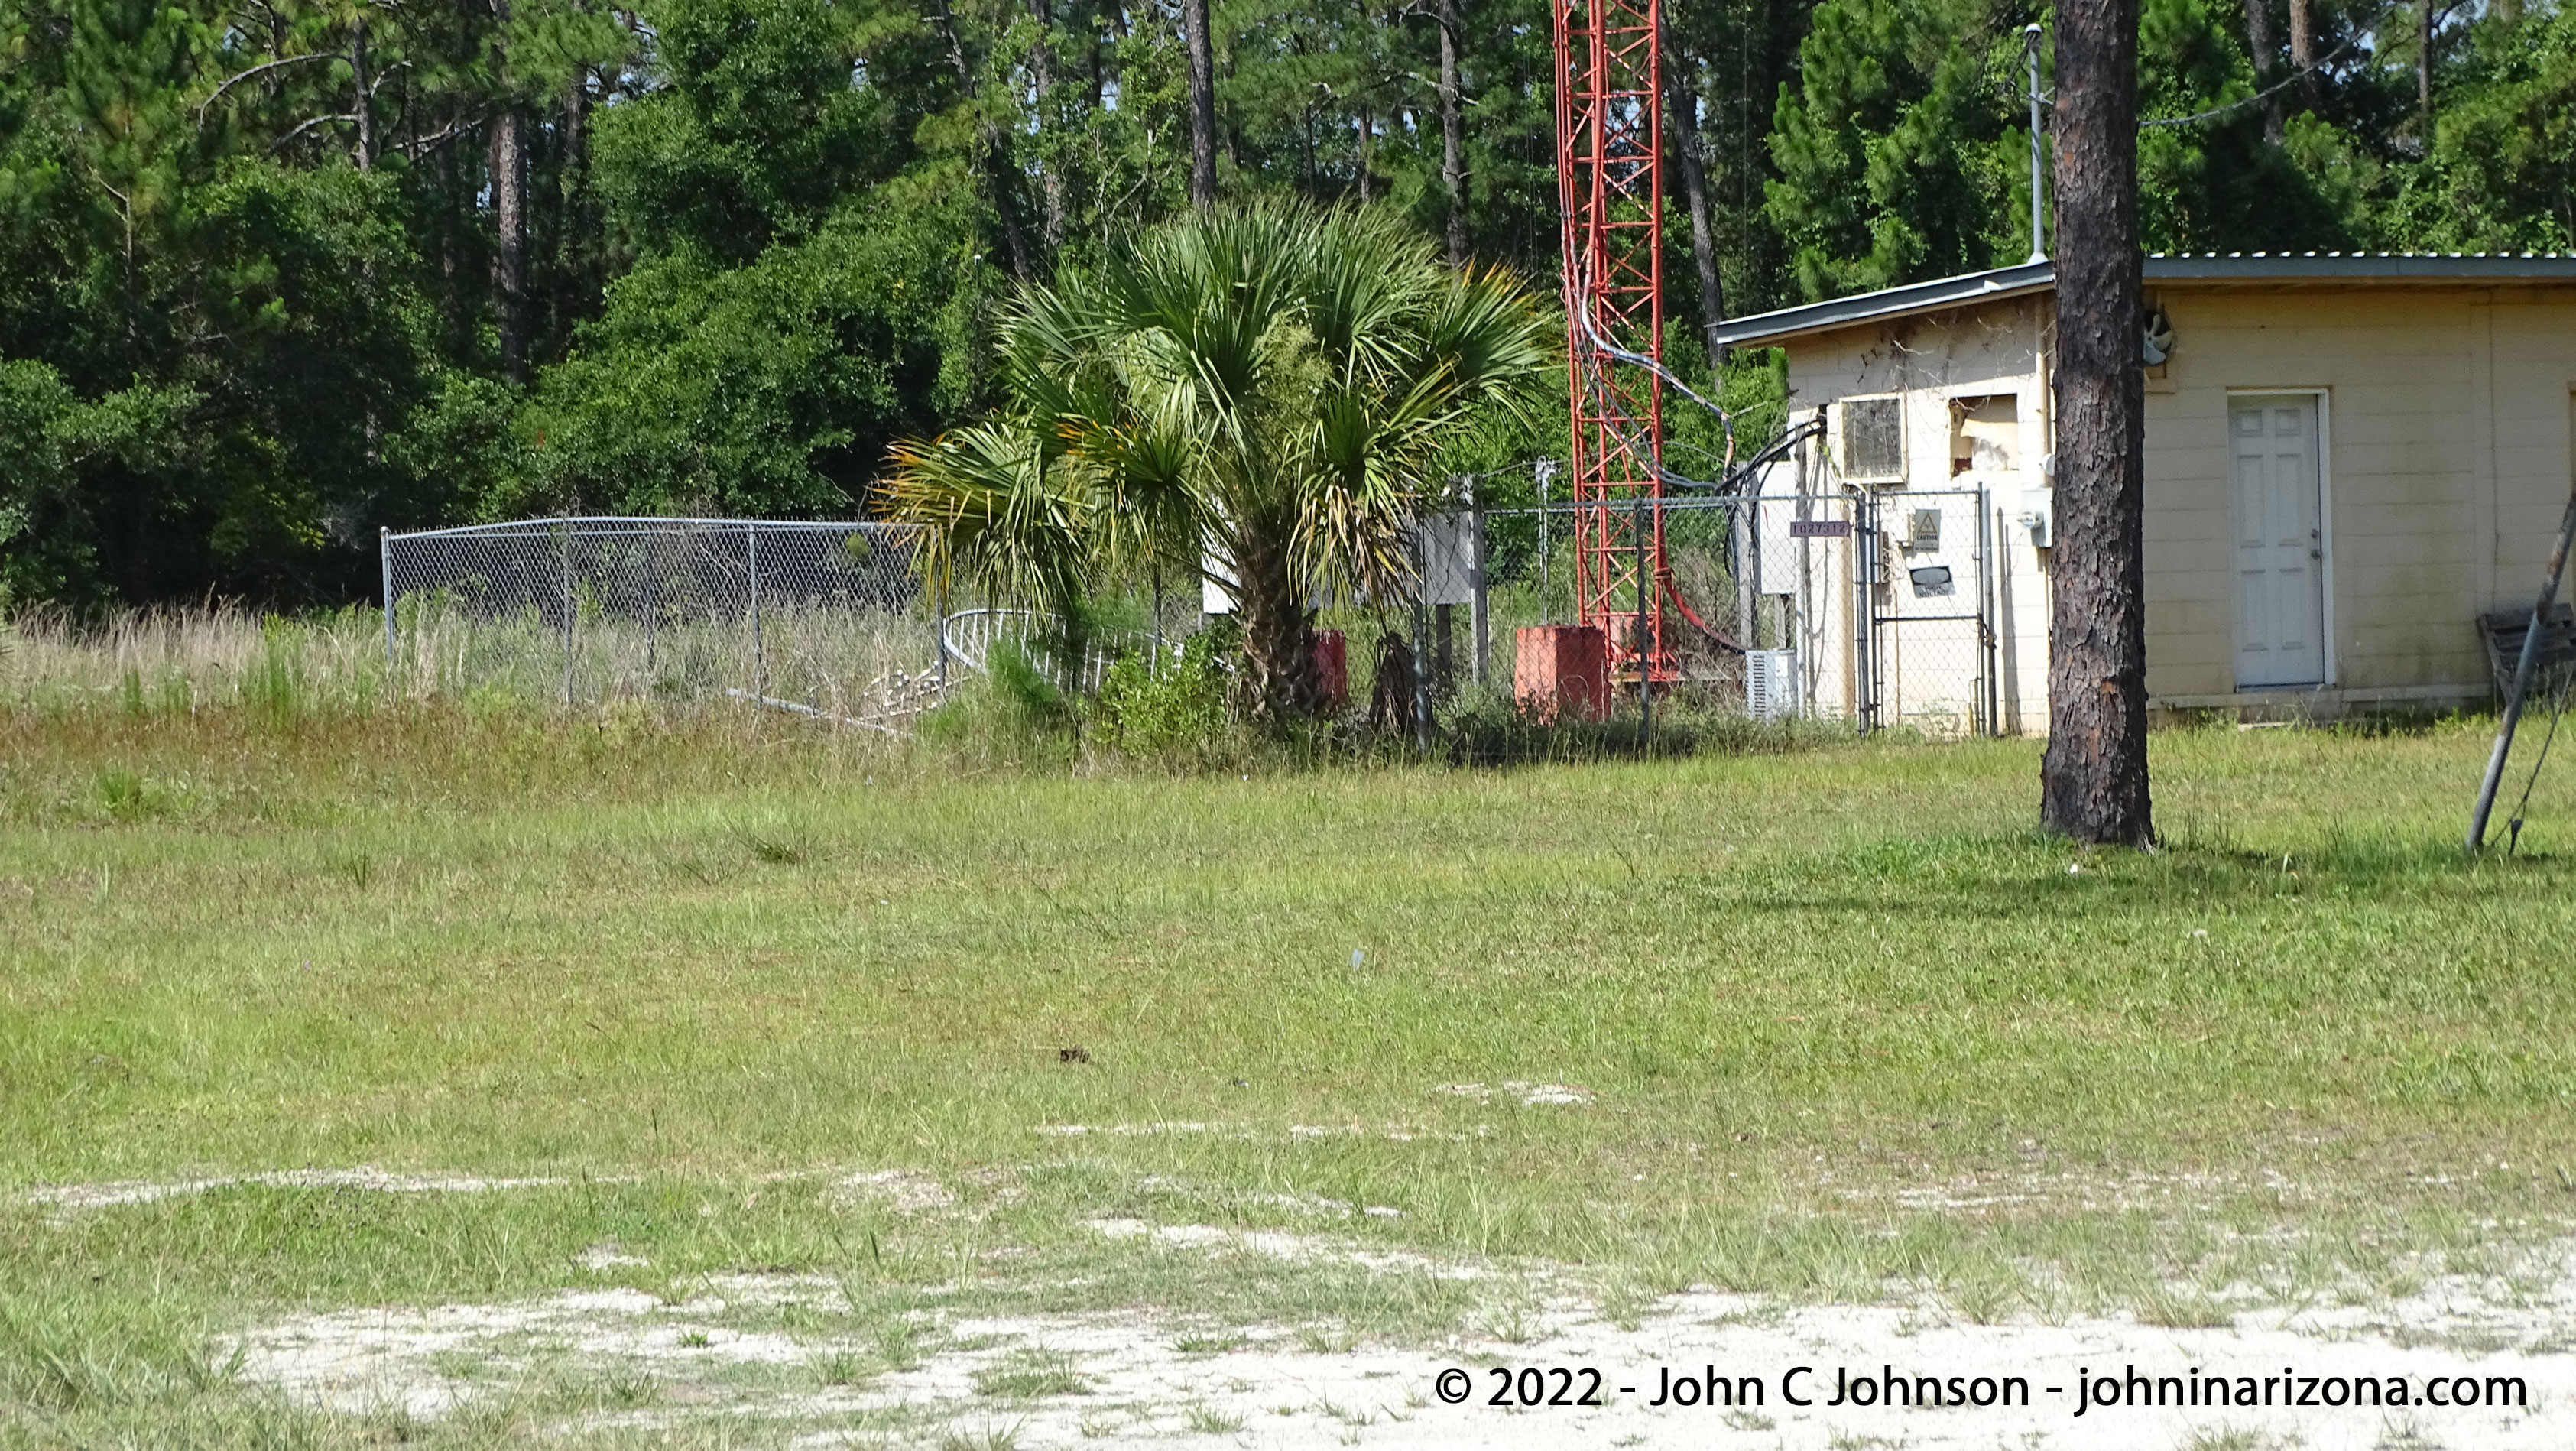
left=381, top=518, right=938, bottom=723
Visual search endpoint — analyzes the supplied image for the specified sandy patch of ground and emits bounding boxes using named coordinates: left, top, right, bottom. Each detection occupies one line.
left=1871, top=1167, right=2300, bottom=1215
left=20, top=1167, right=602, bottom=1211
left=1432, top=1082, right=1596, bottom=1108
left=1036, top=1120, right=1495, bottom=1143
left=231, top=1229, right=2576, bottom=1449
left=1081, top=1217, right=1475, bottom=1278
left=826, top=1169, right=958, bottom=1214
left=238, top=1274, right=841, bottom=1422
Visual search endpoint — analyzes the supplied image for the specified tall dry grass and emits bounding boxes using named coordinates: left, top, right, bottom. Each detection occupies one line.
left=0, top=605, right=390, bottom=716
left=0, top=602, right=953, bottom=722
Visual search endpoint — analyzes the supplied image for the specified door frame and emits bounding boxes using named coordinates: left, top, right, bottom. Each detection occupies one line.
left=2224, top=387, right=2336, bottom=689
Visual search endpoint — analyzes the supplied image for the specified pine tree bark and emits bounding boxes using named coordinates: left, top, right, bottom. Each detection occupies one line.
left=1659, top=15, right=1725, bottom=372
left=1183, top=0, right=1218, bottom=207
left=2417, top=0, right=2434, bottom=122
left=351, top=16, right=375, bottom=170
left=2040, top=0, right=2152, bottom=846
left=2242, top=0, right=2282, bottom=143
left=562, top=70, right=595, bottom=327
left=2288, top=0, right=2316, bottom=107
left=1437, top=0, right=1465, bottom=265
left=490, top=106, right=527, bottom=381
left=485, top=0, right=527, bottom=379
left=1028, top=0, right=1064, bottom=249
left=1356, top=104, right=1372, bottom=201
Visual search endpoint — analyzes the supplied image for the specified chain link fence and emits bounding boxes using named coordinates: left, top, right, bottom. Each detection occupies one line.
left=381, top=518, right=942, bottom=726
left=1449, top=485, right=2007, bottom=735
left=384, top=498, right=2012, bottom=738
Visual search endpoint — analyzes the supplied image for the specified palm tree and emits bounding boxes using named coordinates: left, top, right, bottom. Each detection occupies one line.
left=885, top=200, right=1553, bottom=721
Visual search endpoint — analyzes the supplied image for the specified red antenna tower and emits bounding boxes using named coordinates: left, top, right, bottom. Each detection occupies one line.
left=1552, top=0, right=1675, bottom=683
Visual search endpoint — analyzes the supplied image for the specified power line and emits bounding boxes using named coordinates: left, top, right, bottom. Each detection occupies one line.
left=2136, top=0, right=2400, bottom=128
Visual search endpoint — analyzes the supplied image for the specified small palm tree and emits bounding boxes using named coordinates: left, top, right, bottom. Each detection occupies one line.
left=886, top=200, right=1553, bottom=720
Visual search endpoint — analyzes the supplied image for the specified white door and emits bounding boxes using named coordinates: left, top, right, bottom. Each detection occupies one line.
left=2231, top=395, right=2326, bottom=687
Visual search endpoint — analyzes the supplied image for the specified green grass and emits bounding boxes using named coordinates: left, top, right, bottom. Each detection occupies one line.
left=5, top=702, right=2576, bottom=1443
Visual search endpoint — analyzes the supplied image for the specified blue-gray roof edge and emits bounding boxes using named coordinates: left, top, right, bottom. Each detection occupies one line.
left=1708, top=252, right=2576, bottom=349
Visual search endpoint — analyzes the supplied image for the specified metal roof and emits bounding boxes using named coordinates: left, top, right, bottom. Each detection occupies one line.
left=1708, top=261, right=2054, bottom=349
left=1709, top=252, right=2576, bottom=349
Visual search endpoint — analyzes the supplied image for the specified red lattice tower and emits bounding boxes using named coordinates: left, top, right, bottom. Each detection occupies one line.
left=1552, top=0, right=1675, bottom=682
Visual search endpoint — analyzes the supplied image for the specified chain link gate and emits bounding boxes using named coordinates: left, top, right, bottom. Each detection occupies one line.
left=1863, top=488, right=2000, bottom=736
left=381, top=518, right=937, bottom=726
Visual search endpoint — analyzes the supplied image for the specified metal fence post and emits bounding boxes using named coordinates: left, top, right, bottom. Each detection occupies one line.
left=1634, top=487, right=1652, bottom=746
left=747, top=524, right=764, bottom=700
left=380, top=526, right=395, bottom=677
left=1537, top=468, right=1552, bottom=625
left=560, top=517, right=574, bottom=706
left=1468, top=503, right=1488, bottom=688
left=1413, top=523, right=1431, bottom=757
left=1979, top=488, right=1999, bottom=737
left=1854, top=491, right=1876, bottom=736
left=1733, top=496, right=1755, bottom=651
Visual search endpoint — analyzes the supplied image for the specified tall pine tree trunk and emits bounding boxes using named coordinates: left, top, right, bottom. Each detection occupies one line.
left=2288, top=0, right=2316, bottom=107
left=2418, top=0, right=2434, bottom=122
left=1659, top=14, right=1725, bottom=372
left=1184, top=0, right=1217, bottom=207
left=2242, top=0, right=2282, bottom=143
left=2041, top=0, right=2152, bottom=846
left=1357, top=104, right=1372, bottom=201
left=488, top=0, right=527, bottom=381
left=1437, top=0, right=1465, bottom=265
left=1028, top=0, right=1064, bottom=249
left=491, top=108, right=527, bottom=381
left=562, top=70, right=595, bottom=332
left=351, top=17, right=375, bottom=170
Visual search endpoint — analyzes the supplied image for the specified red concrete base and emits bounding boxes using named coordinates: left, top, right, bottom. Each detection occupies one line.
left=1513, top=625, right=1609, bottom=722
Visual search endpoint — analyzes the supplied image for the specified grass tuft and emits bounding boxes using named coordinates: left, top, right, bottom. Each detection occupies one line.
left=971, top=1349, right=1090, bottom=1401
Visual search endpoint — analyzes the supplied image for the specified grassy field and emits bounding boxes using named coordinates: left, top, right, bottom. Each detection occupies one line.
left=5, top=694, right=2576, bottom=1446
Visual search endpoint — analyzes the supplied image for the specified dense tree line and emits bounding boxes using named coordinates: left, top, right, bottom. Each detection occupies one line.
left=2, top=0, right=2571, bottom=606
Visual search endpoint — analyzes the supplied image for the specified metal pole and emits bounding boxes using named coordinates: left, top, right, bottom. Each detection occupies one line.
left=380, top=526, right=395, bottom=676
left=1538, top=466, right=1552, bottom=625
left=1734, top=496, right=1756, bottom=654
left=560, top=518, right=575, bottom=706
left=1990, top=498, right=2007, bottom=735
left=645, top=528, right=660, bottom=676
left=1854, top=492, right=1876, bottom=735
left=2468, top=491, right=2576, bottom=850
left=1469, top=502, right=1489, bottom=687
left=1633, top=487, right=1652, bottom=745
left=747, top=524, right=764, bottom=700
left=1797, top=428, right=1816, bottom=706
left=1413, top=522, right=1431, bottom=756
left=1976, top=491, right=1995, bottom=735
left=2024, top=24, right=2047, bottom=264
